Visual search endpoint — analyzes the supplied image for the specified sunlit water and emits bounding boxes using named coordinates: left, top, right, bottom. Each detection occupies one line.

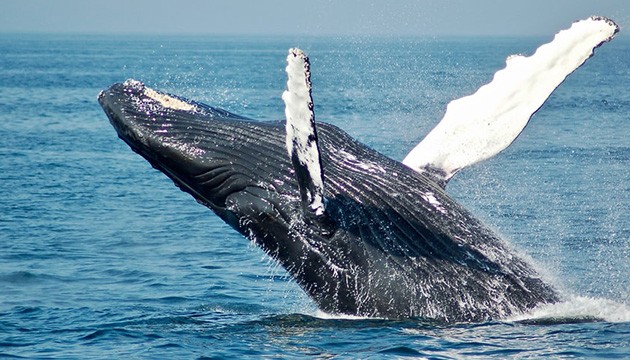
left=0, top=34, right=628, bottom=358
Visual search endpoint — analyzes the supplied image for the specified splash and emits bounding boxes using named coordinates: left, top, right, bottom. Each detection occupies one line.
left=313, top=310, right=373, bottom=321
left=509, top=296, right=630, bottom=323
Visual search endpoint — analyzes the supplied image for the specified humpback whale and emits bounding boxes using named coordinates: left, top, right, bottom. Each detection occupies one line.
left=99, top=17, right=618, bottom=322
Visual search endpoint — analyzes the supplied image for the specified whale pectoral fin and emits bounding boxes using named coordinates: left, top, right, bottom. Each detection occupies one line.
left=403, top=16, right=618, bottom=186
left=282, top=48, right=327, bottom=218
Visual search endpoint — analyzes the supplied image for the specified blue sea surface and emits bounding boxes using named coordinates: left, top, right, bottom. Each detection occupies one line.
left=0, top=33, right=629, bottom=358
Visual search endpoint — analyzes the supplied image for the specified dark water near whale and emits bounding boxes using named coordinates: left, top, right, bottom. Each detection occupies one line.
left=0, top=33, right=628, bottom=358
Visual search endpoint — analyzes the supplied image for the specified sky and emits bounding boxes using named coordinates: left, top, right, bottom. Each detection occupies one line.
left=0, top=0, right=628, bottom=37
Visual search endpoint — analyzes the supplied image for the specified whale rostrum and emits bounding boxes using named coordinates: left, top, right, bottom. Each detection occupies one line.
left=99, top=16, right=618, bottom=322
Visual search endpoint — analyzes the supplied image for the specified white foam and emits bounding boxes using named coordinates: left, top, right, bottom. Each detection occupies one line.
left=311, top=296, right=630, bottom=323
left=313, top=310, right=373, bottom=320
left=509, top=296, right=630, bottom=323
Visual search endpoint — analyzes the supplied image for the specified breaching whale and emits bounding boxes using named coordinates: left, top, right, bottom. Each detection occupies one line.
left=99, top=17, right=618, bottom=322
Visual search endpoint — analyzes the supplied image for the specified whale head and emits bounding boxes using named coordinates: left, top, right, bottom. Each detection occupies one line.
left=98, top=80, right=293, bottom=218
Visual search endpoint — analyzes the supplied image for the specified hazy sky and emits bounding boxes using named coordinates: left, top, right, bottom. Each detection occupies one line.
left=0, top=0, right=628, bottom=37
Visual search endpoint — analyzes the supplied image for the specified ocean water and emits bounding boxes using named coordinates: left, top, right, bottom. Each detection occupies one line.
left=0, top=32, right=628, bottom=358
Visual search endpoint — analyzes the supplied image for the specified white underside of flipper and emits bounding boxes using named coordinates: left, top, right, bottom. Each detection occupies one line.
left=402, top=16, right=619, bottom=186
left=282, top=48, right=326, bottom=216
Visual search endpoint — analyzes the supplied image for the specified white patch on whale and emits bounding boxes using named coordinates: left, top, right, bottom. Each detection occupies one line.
left=282, top=48, right=325, bottom=216
left=124, top=79, right=197, bottom=112
left=403, top=16, right=619, bottom=184
left=421, top=192, right=447, bottom=214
